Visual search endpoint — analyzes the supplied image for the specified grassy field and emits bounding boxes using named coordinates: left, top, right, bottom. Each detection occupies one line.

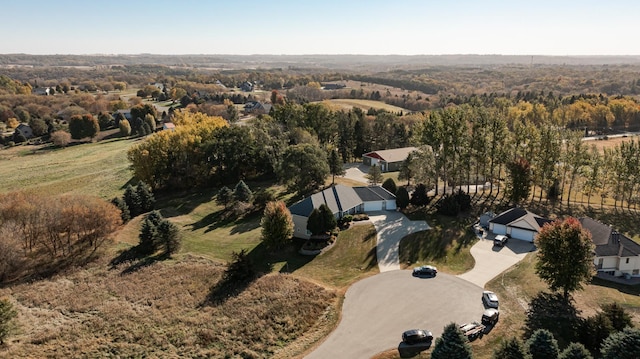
left=0, top=137, right=136, bottom=199
left=321, top=99, right=411, bottom=113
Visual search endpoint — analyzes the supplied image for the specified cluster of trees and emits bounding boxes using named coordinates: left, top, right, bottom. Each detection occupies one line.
left=111, top=182, right=155, bottom=222
left=0, top=192, right=121, bottom=281
left=138, top=211, right=181, bottom=257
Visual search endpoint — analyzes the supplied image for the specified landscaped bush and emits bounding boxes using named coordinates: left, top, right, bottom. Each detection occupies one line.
left=353, top=214, right=369, bottom=221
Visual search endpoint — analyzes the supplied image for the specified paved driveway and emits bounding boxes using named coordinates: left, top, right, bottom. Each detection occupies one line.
left=343, top=163, right=369, bottom=184
left=305, top=271, right=484, bottom=359
left=368, top=212, right=430, bottom=272
left=457, top=236, right=536, bottom=287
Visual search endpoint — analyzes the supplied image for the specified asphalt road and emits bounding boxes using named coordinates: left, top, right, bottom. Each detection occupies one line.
left=305, top=270, right=485, bottom=359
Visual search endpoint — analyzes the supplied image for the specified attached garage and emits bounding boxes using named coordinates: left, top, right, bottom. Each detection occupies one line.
left=509, top=227, right=536, bottom=242
left=490, top=223, right=507, bottom=235
left=489, top=207, right=550, bottom=243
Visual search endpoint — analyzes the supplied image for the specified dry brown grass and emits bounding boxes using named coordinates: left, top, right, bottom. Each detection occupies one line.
left=0, top=255, right=337, bottom=358
left=585, top=134, right=639, bottom=151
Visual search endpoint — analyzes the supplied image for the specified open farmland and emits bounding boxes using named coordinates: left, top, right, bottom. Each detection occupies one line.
left=321, top=99, right=411, bottom=113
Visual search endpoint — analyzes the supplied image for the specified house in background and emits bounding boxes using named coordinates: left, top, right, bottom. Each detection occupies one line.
left=243, top=101, right=272, bottom=115
left=489, top=207, right=551, bottom=242
left=580, top=217, right=640, bottom=278
left=362, top=147, right=418, bottom=172
left=162, top=122, right=176, bottom=131
left=322, top=83, right=346, bottom=90
left=32, top=87, right=51, bottom=96
left=239, top=81, right=254, bottom=92
left=289, top=184, right=396, bottom=239
left=15, top=123, right=34, bottom=139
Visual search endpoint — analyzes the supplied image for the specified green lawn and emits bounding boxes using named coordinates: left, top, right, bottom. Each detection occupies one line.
left=399, top=212, right=477, bottom=274
left=0, top=137, right=136, bottom=199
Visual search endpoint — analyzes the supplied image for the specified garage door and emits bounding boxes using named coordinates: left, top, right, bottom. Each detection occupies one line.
left=364, top=201, right=384, bottom=212
left=510, top=228, right=535, bottom=242
left=491, top=224, right=507, bottom=235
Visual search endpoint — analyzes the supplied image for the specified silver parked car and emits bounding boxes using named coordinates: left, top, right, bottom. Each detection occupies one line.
left=482, top=290, right=499, bottom=308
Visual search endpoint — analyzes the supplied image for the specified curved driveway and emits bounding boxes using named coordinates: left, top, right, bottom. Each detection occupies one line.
left=305, top=271, right=484, bottom=359
left=369, top=211, right=430, bottom=272
left=306, top=212, right=534, bottom=359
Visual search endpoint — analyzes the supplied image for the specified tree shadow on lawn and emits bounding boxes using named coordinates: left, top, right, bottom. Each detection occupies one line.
left=154, top=188, right=217, bottom=219
left=202, top=240, right=316, bottom=306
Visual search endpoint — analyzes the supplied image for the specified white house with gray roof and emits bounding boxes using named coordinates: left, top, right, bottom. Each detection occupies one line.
left=289, top=184, right=396, bottom=239
left=580, top=217, right=640, bottom=277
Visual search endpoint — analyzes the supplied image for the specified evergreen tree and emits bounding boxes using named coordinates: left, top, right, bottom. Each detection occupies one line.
left=395, top=186, right=410, bottom=209
left=559, top=342, right=593, bottom=359
left=260, top=201, right=294, bottom=249
left=411, top=183, right=430, bottom=206
left=138, top=210, right=163, bottom=254
left=318, top=203, right=337, bottom=233
left=123, top=184, right=142, bottom=217
left=398, top=152, right=414, bottom=186
left=600, top=327, right=640, bottom=359
left=307, top=208, right=323, bottom=236
left=430, top=323, right=473, bottom=359
left=601, top=302, right=633, bottom=331
left=234, top=180, right=253, bottom=203
left=136, top=181, right=155, bottom=213
left=158, top=219, right=181, bottom=256
left=216, top=186, right=234, bottom=209
left=0, top=298, right=17, bottom=345
left=382, top=178, right=397, bottom=195
left=111, top=197, right=131, bottom=222
left=306, top=204, right=337, bottom=235
left=526, top=329, right=559, bottom=359
left=366, top=164, right=383, bottom=186
left=493, top=337, right=529, bottom=359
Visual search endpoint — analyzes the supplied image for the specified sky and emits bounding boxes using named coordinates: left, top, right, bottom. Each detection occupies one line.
left=2, top=0, right=640, bottom=56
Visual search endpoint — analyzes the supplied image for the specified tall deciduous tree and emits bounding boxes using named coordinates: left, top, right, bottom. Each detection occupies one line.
left=430, top=322, right=473, bottom=359
left=260, top=201, right=294, bottom=249
left=535, top=217, right=594, bottom=299
left=278, top=143, right=329, bottom=195
left=68, top=114, right=99, bottom=140
left=328, top=149, right=345, bottom=185
left=506, top=157, right=532, bottom=205
left=398, top=152, right=414, bottom=186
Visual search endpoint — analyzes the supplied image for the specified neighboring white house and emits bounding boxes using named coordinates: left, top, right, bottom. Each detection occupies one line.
left=489, top=207, right=551, bottom=242
left=288, top=184, right=396, bottom=239
left=580, top=217, right=640, bottom=278
left=362, top=147, right=418, bottom=172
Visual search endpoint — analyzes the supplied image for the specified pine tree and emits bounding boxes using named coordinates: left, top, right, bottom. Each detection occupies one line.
left=382, top=178, right=397, bottom=195
left=328, top=149, right=345, bottom=185
left=136, top=181, right=155, bottom=213
left=366, top=164, right=383, bottom=186
left=234, top=180, right=253, bottom=203
left=123, top=184, right=142, bottom=217
left=559, top=342, right=593, bottom=359
left=158, top=219, right=181, bottom=256
left=431, top=323, right=473, bottom=359
left=526, top=329, right=559, bottom=359
left=217, top=186, right=234, bottom=209
left=493, top=337, right=530, bottom=359
left=111, top=197, right=130, bottom=222
left=600, top=327, right=640, bottom=359
left=395, top=186, right=410, bottom=209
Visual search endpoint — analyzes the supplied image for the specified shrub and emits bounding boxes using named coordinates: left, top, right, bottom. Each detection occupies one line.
left=395, top=186, right=410, bottom=209
left=260, top=201, right=294, bottom=249
left=410, top=183, right=430, bottom=206
left=353, top=214, right=369, bottom=221
left=50, top=130, right=71, bottom=148
left=0, top=298, right=17, bottom=345
left=382, top=178, right=397, bottom=195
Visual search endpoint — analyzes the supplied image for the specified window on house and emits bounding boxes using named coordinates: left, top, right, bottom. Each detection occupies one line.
left=626, top=258, right=630, bottom=264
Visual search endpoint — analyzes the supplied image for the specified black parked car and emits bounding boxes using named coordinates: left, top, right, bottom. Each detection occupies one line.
left=402, top=329, right=434, bottom=345
left=412, top=265, right=438, bottom=277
